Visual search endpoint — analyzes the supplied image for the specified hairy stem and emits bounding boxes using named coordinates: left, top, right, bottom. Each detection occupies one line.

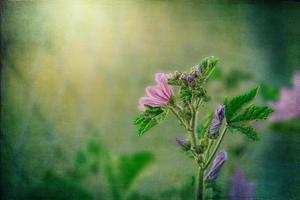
left=192, top=109, right=198, bottom=145
left=196, top=167, right=204, bottom=200
left=204, top=139, right=213, bottom=162
left=189, top=107, right=198, bottom=147
left=204, top=126, right=228, bottom=170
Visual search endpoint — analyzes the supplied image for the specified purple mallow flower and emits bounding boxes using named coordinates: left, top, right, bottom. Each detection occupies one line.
left=269, top=72, right=300, bottom=122
left=208, top=105, right=225, bottom=137
left=230, top=170, right=255, bottom=200
left=138, top=73, right=174, bottom=112
left=176, top=137, right=191, bottom=151
left=206, top=149, right=227, bottom=181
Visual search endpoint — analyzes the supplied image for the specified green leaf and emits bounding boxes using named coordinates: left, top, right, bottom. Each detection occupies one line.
left=197, top=113, right=214, bottom=139
left=134, top=106, right=168, bottom=135
left=168, top=78, right=180, bottom=86
left=228, top=124, right=260, bottom=141
left=224, top=87, right=259, bottom=121
left=230, top=105, right=273, bottom=123
left=199, top=56, right=218, bottom=79
left=180, top=89, right=192, bottom=103
left=117, top=152, right=154, bottom=191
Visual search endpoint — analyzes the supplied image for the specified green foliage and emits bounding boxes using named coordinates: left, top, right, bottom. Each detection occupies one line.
left=224, top=87, right=259, bottom=122
left=224, top=86, right=273, bottom=140
left=260, top=83, right=280, bottom=101
left=49, top=132, right=156, bottom=200
left=159, top=176, right=195, bottom=200
left=180, top=89, right=193, bottom=103
left=134, top=106, right=168, bottom=135
left=27, top=173, right=93, bottom=200
left=270, top=120, right=300, bottom=134
left=117, top=152, right=154, bottom=191
left=89, top=161, right=100, bottom=174
left=229, top=105, right=273, bottom=123
left=104, top=151, right=155, bottom=200
left=71, top=134, right=103, bottom=180
left=168, top=78, right=180, bottom=86
left=228, top=124, right=260, bottom=141
left=76, top=151, right=88, bottom=166
left=104, top=153, right=120, bottom=200
left=205, top=181, right=222, bottom=200
left=199, top=56, right=218, bottom=79
left=197, top=113, right=214, bottom=139
left=179, top=176, right=195, bottom=200
left=87, top=140, right=102, bottom=157
left=127, top=193, right=158, bottom=200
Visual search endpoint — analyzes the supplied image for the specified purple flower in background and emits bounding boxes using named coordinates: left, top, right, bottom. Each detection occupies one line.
left=209, top=105, right=225, bottom=137
left=230, top=170, right=255, bottom=200
left=269, top=72, right=300, bottom=122
left=206, top=149, right=227, bottom=181
left=138, top=73, right=174, bottom=111
left=176, top=137, right=191, bottom=151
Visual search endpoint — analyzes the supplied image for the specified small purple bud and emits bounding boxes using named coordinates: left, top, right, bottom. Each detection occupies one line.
left=194, top=66, right=202, bottom=77
left=186, top=74, right=196, bottom=86
left=176, top=137, right=191, bottom=151
left=206, top=149, right=227, bottom=181
left=209, top=105, right=225, bottom=138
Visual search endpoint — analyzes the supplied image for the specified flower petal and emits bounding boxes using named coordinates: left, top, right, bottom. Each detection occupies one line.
left=155, top=73, right=174, bottom=99
left=146, top=86, right=169, bottom=103
left=138, top=96, right=166, bottom=111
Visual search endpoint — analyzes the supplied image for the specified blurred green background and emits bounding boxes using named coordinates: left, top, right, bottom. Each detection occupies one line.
left=1, top=1, right=300, bottom=200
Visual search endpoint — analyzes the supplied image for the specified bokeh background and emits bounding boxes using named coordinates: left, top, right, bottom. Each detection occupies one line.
left=1, top=1, right=300, bottom=200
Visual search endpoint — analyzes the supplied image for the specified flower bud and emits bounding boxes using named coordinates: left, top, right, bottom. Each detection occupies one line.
left=194, top=66, right=202, bottom=77
left=208, top=105, right=225, bottom=138
left=173, top=71, right=181, bottom=80
left=176, top=137, right=191, bottom=151
left=206, top=149, right=228, bottom=181
left=186, top=74, right=196, bottom=86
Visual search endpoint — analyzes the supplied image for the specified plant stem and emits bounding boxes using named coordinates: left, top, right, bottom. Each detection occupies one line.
left=170, top=107, right=188, bottom=129
left=204, top=139, right=213, bottom=162
left=190, top=107, right=198, bottom=147
left=204, top=126, right=228, bottom=170
left=196, top=167, right=204, bottom=200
